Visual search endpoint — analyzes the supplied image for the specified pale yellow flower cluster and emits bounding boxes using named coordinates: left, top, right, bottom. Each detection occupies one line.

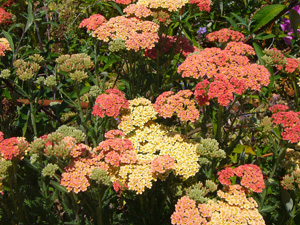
left=0, top=38, right=11, bottom=50
left=137, top=0, right=189, bottom=12
left=116, top=97, right=200, bottom=193
left=118, top=97, right=158, bottom=134
left=198, top=185, right=265, bottom=224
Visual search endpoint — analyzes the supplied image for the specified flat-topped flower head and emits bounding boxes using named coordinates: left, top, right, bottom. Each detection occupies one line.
left=178, top=46, right=270, bottom=106
left=137, top=0, right=189, bottom=12
left=218, top=164, right=265, bottom=193
left=0, top=131, right=29, bottom=160
left=92, top=89, right=129, bottom=118
left=190, top=0, right=211, bottom=12
left=93, top=16, right=159, bottom=52
left=206, top=28, right=245, bottom=43
left=105, top=0, right=136, bottom=4
left=124, top=4, right=153, bottom=18
left=154, top=90, right=200, bottom=122
left=0, top=8, right=12, bottom=26
left=79, top=14, right=107, bottom=31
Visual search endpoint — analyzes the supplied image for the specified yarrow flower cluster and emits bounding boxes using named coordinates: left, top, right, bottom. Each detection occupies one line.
left=123, top=4, right=153, bottom=18
left=79, top=14, right=107, bottom=31
left=154, top=90, right=200, bottom=122
left=206, top=28, right=245, bottom=43
left=0, top=131, right=28, bottom=160
left=56, top=53, right=94, bottom=82
left=178, top=43, right=270, bottom=106
left=281, top=169, right=300, bottom=190
left=105, top=0, right=136, bottom=4
left=270, top=105, right=300, bottom=143
left=92, top=89, right=129, bottom=118
left=0, top=7, right=12, bottom=26
left=113, top=98, right=201, bottom=193
left=190, top=0, right=211, bottom=12
left=93, top=16, right=159, bottom=52
left=218, top=164, right=265, bottom=193
left=171, top=185, right=265, bottom=224
left=13, top=59, right=41, bottom=81
left=0, top=38, right=11, bottom=56
left=137, top=0, right=189, bottom=12
left=145, top=34, right=198, bottom=59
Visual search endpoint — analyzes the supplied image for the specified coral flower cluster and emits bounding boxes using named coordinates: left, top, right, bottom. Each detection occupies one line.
left=171, top=185, right=265, bottom=224
left=79, top=14, right=107, bottom=31
left=0, top=7, right=12, bottom=25
left=124, top=4, right=153, bottom=18
left=0, top=131, right=28, bottom=160
left=92, top=89, right=129, bottom=118
left=206, top=28, right=245, bottom=43
left=178, top=33, right=270, bottom=106
left=153, top=90, right=200, bottom=122
left=269, top=105, right=300, bottom=143
left=218, top=164, right=265, bottom=193
left=0, top=37, right=11, bottom=56
left=93, top=16, right=159, bottom=52
left=190, top=0, right=211, bottom=12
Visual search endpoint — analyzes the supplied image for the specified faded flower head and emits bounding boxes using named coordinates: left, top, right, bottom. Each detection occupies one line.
left=42, top=163, right=59, bottom=178
left=0, top=69, right=10, bottom=79
left=44, top=75, right=57, bottom=87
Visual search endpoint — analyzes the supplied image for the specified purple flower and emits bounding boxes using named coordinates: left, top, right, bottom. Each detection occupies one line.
left=197, top=27, right=207, bottom=34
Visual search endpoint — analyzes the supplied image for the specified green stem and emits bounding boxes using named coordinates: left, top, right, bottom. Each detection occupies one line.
left=70, top=191, right=80, bottom=224
left=29, top=101, right=38, bottom=138
left=216, top=105, right=223, bottom=143
left=97, top=185, right=104, bottom=225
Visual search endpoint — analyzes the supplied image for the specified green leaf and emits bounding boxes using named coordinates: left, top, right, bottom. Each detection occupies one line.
left=289, top=9, right=300, bottom=38
left=2, top=31, right=14, bottom=53
left=3, top=88, right=11, bottom=100
left=224, top=16, right=238, bottom=29
left=233, top=145, right=256, bottom=155
left=50, top=180, right=68, bottom=193
left=254, top=33, right=276, bottom=40
left=25, top=1, right=34, bottom=33
left=252, top=4, right=286, bottom=32
left=260, top=204, right=278, bottom=213
left=281, top=188, right=293, bottom=212
left=108, top=2, right=123, bottom=15
left=231, top=13, right=247, bottom=26
left=80, top=86, right=90, bottom=96
left=252, top=42, right=264, bottom=65
left=22, top=111, right=30, bottom=137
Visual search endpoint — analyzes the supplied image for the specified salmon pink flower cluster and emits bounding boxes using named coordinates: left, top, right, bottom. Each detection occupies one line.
left=145, top=34, right=197, bottom=59
left=224, top=41, right=255, bottom=56
left=190, top=0, right=211, bottom=12
left=94, top=135, right=138, bottom=167
left=79, top=14, right=107, bottom=31
left=137, top=0, right=189, bottom=12
left=178, top=44, right=270, bottom=106
left=123, top=4, right=153, bottom=18
left=93, top=16, right=159, bottom=52
left=92, top=89, right=129, bottom=118
left=107, top=0, right=136, bottom=4
left=0, top=131, right=28, bottom=160
left=154, top=90, right=200, bottom=122
left=60, top=154, right=108, bottom=193
left=270, top=105, right=300, bottom=143
left=171, top=185, right=265, bottom=225
left=218, top=164, right=265, bottom=193
left=206, top=28, right=245, bottom=43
